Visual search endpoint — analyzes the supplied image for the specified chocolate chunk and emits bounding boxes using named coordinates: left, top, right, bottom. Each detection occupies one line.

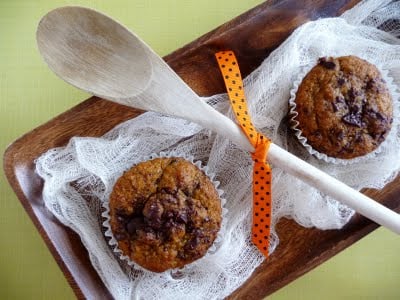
left=176, top=212, right=188, bottom=224
left=143, top=200, right=164, bottom=229
left=126, top=217, right=144, bottom=235
left=342, top=113, right=362, bottom=127
left=349, top=104, right=361, bottom=114
left=318, top=57, right=336, bottom=69
left=337, top=78, right=345, bottom=86
left=185, top=221, right=194, bottom=233
left=375, top=112, right=386, bottom=121
left=366, top=78, right=375, bottom=90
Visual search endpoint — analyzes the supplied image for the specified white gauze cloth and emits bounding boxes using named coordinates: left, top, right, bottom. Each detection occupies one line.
left=36, top=1, right=400, bottom=299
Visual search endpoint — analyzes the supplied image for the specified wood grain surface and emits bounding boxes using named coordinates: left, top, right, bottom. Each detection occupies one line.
left=6, top=0, right=399, bottom=299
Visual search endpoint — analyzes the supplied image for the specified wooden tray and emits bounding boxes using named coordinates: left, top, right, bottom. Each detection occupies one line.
left=4, top=0, right=400, bottom=299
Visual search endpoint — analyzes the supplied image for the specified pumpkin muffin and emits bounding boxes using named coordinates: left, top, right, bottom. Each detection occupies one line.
left=108, top=157, right=222, bottom=272
left=292, top=55, right=393, bottom=159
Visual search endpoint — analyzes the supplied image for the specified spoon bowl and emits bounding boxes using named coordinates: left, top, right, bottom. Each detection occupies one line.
left=37, top=6, right=152, bottom=100
left=37, top=6, right=251, bottom=150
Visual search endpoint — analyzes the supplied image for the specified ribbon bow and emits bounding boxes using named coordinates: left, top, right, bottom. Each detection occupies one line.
left=215, top=51, right=272, bottom=257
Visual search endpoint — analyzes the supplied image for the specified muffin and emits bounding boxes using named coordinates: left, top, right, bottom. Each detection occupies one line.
left=108, top=157, right=222, bottom=272
left=292, top=55, right=393, bottom=159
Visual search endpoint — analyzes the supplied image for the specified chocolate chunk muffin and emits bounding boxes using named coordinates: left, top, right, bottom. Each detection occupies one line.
left=108, top=157, right=222, bottom=272
left=293, top=55, right=393, bottom=159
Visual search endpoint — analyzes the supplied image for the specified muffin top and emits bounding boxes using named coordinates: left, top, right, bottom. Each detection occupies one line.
left=293, top=55, right=393, bottom=159
left=108, top=157, right=222, bottom=272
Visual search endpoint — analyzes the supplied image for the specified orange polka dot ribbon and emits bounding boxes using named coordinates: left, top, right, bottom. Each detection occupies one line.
left=215, top=50, right=272, bottom=257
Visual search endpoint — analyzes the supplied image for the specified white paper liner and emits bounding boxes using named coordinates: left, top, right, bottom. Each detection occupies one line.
left=101, top=151, right=228, bottom=274
left=288, top=58, right=400, bottom=165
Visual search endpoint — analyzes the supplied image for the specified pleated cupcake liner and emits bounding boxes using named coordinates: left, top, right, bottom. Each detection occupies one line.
left=288, top=59, right=399, bottom=165
left=101, top=151, right=228, bottom=275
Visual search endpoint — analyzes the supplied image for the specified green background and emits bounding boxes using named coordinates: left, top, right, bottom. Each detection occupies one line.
left=1, top=0, right=399, bottom=299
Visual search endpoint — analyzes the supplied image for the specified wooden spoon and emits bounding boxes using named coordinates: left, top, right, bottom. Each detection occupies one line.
left=36, top=6, right=400, bottom=234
